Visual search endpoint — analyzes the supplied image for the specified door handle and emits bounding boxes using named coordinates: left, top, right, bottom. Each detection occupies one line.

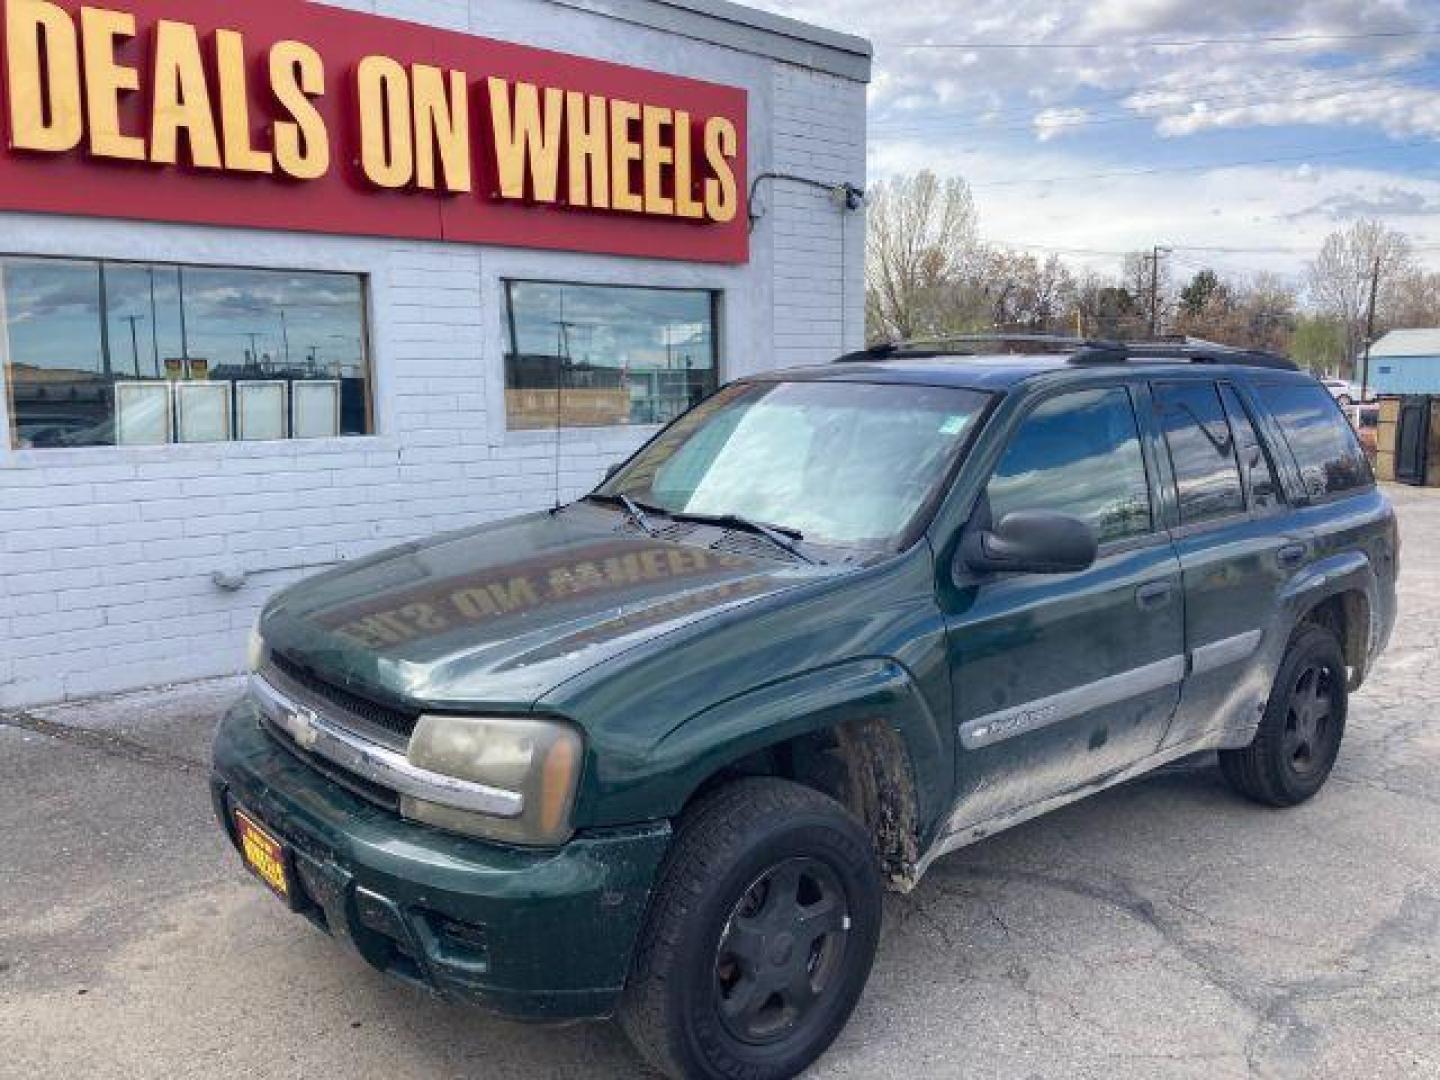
left=1136, top=581, right=1174, bottom=611
left=1277, top=543, right=1307, bottom=570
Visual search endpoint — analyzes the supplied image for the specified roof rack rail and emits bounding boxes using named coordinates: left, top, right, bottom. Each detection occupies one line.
left=836, top=334, right=1299, bottom=372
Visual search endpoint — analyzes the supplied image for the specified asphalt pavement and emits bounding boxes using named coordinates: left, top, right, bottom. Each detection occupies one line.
left=3, top=484, right=1438, bottom=1079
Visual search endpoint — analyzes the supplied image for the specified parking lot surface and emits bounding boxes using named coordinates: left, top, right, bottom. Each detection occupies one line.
left=3, top=484, right=1438, bottom=1080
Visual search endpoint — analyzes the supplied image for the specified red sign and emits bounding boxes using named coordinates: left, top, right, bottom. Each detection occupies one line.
left=0, top=0, right=749, bottom=262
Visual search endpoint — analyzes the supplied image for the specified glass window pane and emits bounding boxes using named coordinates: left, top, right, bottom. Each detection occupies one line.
left=987, top=387, right=1152, bottom=545
left=1219, top=385, right=1282, bottom=513
left=504, top=281, right=718, bottom=430
left=602, top=381, right=990, bottom=551
left=1254, top=382, right=1372, bottom=500
left=1155, top=382, right=1245, bottom=526
left=3, top=257, right=372, bottom=448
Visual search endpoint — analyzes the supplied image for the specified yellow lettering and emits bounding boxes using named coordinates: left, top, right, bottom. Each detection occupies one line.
left=150, top=19, right=222, bottom=169
left=703, top=116, right=738, bottom=223
left=673, top=111, right=703, bottom=219
left=269, top=40, right=328, bottom=180
left=487, top=78, right=562, bottom=202
left=489, top=577, right=539, bottom=613
left=80, top=6, right=144, bottom=160
left=357, top=55, right=412, bottom=188
left=412, top=64, right=470, bottom=193
left=452, top=588, right=498, bottom=619
left=609, top=98, right=642, bottom=213
left=215, top=29, right=272, bottom=173
left=641, top=104, right=674, bottom=216
left=5, top=0, right=82, bottom=153
left=565, top=90, right=608, bottom=209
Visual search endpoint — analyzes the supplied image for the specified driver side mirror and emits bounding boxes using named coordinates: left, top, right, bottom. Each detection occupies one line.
left=962, top=510, right=1098, bottom=576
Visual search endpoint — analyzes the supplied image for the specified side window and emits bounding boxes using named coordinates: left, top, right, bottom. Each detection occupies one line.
left=1219, top=385, right=1283, bottom=512
left=1154, top=382, right=1245, bottom=526
left=1253, top=382, right=1373, bottom=500
left=987, top=387, right=1152, bottom=545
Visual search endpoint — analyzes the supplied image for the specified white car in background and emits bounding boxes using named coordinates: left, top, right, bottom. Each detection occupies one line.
left=1322, top=378, right=1372, bottom=406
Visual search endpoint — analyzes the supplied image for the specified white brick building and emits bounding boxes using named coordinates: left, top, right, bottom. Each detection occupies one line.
left=0, top=0, right=870, bottom=707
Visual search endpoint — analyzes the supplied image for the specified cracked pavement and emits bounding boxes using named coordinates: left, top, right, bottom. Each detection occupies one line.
left=2, top=485, right=1438, bottom=1079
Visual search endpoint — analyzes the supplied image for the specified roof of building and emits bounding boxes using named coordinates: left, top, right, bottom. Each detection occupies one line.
left=1371, top=329, right=1440, bottom=359
left=549, top=0, right=873, bottom=81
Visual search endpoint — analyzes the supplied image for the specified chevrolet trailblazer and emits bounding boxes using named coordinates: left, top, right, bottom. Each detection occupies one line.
left=212, top=336, right=1397, bottom=1080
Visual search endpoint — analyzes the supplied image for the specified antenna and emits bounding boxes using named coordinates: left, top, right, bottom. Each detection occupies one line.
left=550, top=298, right=574, bottom=514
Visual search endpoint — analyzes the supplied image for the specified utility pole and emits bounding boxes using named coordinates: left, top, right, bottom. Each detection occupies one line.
left=1148, top=245, right=1172, bottom=339
left=1360, top=255, right=1381, bottom=400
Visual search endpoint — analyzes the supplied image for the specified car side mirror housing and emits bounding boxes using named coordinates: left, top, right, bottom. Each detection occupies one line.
left=962, top=510, right=1099, bottom=576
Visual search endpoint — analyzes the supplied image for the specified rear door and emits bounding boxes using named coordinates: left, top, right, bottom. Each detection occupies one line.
left=941, top=383, right=1185, bottom=833
left=1151, top=379, right=1295, bottom=749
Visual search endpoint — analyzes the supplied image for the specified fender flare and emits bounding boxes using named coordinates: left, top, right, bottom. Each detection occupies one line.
left=1275, top=551, right=1380, bottom=685
left=644, top=658, right=952, bottom=848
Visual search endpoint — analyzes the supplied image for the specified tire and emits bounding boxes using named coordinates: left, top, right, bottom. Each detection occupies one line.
left=1218, top=623, right=1348, bottom=807
left=620, top=778, right=883, bottom=1080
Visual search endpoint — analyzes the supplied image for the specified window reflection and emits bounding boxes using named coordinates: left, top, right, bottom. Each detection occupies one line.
left=2, top=256, right=371, bottom=448
left=1155, top=382, right=1245, bottom=526
left=1255, top=382, right=1372, bottom=499
left=987, top=388, right=1152, bottom=545
left=504, top=281, right=718, bottom=430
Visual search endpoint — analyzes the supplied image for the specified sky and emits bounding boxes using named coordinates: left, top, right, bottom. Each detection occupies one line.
left=748, top=0, right=1440, bottom=283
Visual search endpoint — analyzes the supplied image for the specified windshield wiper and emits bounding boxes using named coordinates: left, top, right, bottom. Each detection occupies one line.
left=587, top=493, right=659, bottom=537
left=668, top=511, right=818, bottom=566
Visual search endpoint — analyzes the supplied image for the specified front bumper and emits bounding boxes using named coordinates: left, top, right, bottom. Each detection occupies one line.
left=211, top=698, right=671, bottom=1021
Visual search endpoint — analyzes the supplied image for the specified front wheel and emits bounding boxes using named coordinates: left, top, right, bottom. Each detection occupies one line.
left=620, top=778, right=882, bottom=1080
left=1219, top=623, right=1348, bottom=806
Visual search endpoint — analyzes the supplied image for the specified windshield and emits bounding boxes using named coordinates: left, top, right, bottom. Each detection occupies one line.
left=595, top=380, right=991, bottom=551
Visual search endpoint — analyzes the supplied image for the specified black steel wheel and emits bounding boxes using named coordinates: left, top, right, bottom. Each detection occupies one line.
left=620, top=778, right=882, bottom=1080
left=1219, top=623, right=1348, bottom=806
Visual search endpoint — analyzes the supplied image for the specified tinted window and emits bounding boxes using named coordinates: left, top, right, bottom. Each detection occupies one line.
left=1219, top=385, right=1282, bottom=512
left=987, top=387, right=1152, bottom=545
left=1155, top=382, right=1244, bottom=525
left=1255, top=382, right=1373, bottom=499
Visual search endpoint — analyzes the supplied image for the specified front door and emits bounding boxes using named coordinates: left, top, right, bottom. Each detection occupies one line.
left=940, top=385, right=1185, bottom=837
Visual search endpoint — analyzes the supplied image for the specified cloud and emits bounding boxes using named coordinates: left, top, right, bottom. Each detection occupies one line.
left=743, top=0, right=1440, bottom=273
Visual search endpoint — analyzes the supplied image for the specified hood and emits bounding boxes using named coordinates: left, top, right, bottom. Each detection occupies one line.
left=261, top=503, right=815, bottom=710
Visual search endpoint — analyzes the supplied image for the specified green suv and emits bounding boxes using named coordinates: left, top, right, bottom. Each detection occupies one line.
left=212, top=337, right=1398, bottom=1079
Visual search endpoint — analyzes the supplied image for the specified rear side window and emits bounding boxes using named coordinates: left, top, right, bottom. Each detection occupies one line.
left=1254, top=382, right=1373, bottom=500
left=987, top=386, right=1152, bottom=545
left=1219, top=385, right=1282, bottom=512
left=1154, top=382, right=1244, bottom=526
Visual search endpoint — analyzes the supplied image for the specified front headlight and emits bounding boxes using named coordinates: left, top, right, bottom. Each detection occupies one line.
left=246, top=624, right=267, bottom=672
left=403, top=715, right=583, bottom=846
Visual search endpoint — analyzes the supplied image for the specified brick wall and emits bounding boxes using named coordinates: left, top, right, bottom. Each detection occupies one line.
left=0, top=0, right=869, bottom=707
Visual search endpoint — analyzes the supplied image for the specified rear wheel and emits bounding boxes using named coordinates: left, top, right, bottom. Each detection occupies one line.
left=1219, top=624, right=1348, bottom=806
left=620, top=778, right=882, bottom=1080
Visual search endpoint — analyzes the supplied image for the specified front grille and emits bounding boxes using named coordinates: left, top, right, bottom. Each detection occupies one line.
left=260, top=715, right=403, bottom=813
left=265, top=651, right=419, bottom=749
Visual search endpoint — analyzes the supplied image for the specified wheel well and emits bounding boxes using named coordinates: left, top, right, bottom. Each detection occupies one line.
left=1301, top=591, right=1370, bottom=688
left=686, top=719, right=921, bottom=889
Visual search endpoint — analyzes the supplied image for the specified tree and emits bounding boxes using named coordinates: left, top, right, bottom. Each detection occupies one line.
left=865, top=171, right=982, bottom=342
left=1382, top=267, right=1440, bottom=330
left=1180, top=269, right=1225, bottom=319
left=1306, top=219, right=1413, bottom=376
left=1291, top=317, right=1348, bottom=375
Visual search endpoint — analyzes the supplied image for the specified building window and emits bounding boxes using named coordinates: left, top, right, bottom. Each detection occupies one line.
left=2, top=256, right=371, bottom=449
left=503, top=280, right=719, bottom=430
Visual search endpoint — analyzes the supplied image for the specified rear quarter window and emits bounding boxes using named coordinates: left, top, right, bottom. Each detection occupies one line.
left=1253, top=382, right=1373, bottom=501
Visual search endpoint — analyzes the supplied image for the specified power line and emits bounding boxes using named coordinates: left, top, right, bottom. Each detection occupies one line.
left=895, top=29, right=1440, bottom=51
left=964, top=138, right=1438, bottom=188
left=870, top=63, right=1440, bottom=131
left=872, top=71, right=1440, bottom=138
